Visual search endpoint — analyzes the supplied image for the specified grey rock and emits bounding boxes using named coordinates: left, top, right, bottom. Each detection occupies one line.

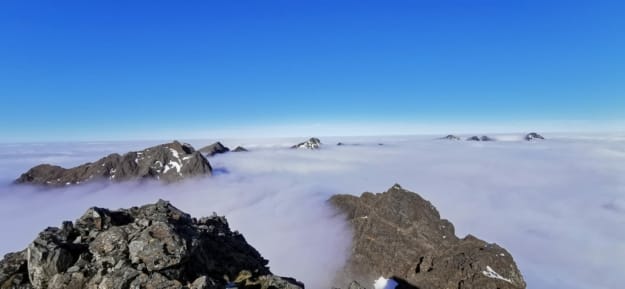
left=15, top=141, right=212, bottom=186
left=329, top=184, right=525, bottom=289
left=525, top=132, right=545, bottom=141
left=0, top=201, right=303, bottom=289
left=199, top=142, right=230, bottom=156
left=291, top=138, right=321, bottom=149
left=0, top=251, right=32, bottom=289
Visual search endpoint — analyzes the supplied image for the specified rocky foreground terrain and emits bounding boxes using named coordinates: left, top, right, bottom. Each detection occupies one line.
left=0, top=200, right=302, bottom=289
left=14, top=141, right=212, bottom=186
left=330, top=184, right=526, bottom=289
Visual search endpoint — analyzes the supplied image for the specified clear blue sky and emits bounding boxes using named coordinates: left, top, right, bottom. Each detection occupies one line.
left=1, top=0, right=623, bottom=141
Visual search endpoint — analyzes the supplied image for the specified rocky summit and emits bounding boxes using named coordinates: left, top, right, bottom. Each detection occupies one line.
left=15, top=141, right=212, bottom=186
left=0, top=200, right=303, bottom=289
left=330, top=184, right=525, bottom=289
left=440, top=135, right=461, bottom=141
left=466, top=136, right=495, bottom=141
left=291, top=138, right=321, bottom=150
left=524, top=132, right=545, bottom=141
left=232, top=146, right=248, bottom=152
left=198, top=142, right=230, bottom=156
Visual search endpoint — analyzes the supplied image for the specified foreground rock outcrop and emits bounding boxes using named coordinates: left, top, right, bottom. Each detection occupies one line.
left=198, top=142, right=230, bottom=156
left=0, top=200, right=303, bottom=289
left=330, top=184, right=525, bottom=289
left=291, top=138, right=321, bottom=150
left=15, top=141, right=212, bottom=186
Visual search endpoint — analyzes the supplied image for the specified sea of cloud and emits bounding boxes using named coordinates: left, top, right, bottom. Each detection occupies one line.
left=0, top=133, right=624, bottom=289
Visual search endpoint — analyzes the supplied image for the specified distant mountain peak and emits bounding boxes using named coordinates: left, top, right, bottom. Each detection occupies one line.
left=525, top=132, right=545, bottom=141
left=15, top=141, right=212, bottom=186
left=291, top=137, right=322, bottom=149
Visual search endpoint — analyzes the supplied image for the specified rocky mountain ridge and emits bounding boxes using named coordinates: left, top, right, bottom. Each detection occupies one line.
left=330, top=184, right=525, bottom=289
left=198, top=142, right=230, bottom=156
left=15, top=141, right=212, bottom=186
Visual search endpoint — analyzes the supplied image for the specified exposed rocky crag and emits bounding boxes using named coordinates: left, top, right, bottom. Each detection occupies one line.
left=15, top=141, right=212, bottom=186
left=440, top=135, right=461, bottom=141
left=330, top=184, right=525, bottom=289
left=232, top=146, right=249, bottom=152
left=198, top=142, right=230, bottom=156
left=0, top=200, right=303, bottom=289
left=524, top=133, right=545, bottom=141
left=291, top=138, right=321, bottom=150
left=466, top=136, right=495, bottom=141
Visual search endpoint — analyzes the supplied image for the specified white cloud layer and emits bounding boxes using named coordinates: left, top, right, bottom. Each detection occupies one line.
left=1, top=133, right=624, bottom=289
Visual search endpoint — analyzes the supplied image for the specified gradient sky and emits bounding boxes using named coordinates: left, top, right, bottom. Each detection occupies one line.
left=1, top=0, right=624, bottom=141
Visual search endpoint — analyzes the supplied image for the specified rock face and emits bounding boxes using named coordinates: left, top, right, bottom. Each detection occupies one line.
left=291, top=138, right=321, bottom=150
left=15, top=141, right=212, bottom=186
left=198, top=142, right=230, bottom=156
left=0, top=200, right=303, bottom=289
left=330, top=184, right=525, bottom=289
left=232, top=146, right=248, bottom=152
left=441, top=135, right=461, bottom=141
left=524, top=133, right=545, bottom=141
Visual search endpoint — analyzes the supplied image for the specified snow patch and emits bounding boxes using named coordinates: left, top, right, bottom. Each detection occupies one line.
left=374, top=277, right=398, bottom=289
left=163, top=160, right=182, bottom=175
left=482, top=265, right=513, bottom=283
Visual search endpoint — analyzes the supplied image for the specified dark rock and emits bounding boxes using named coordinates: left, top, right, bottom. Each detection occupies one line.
left=232, top=146, right=248, bottom=152
left=525, top=132, right=545, bottom=141
left=0, top=201, right=303, bottom=289
left=466, top=136, right=495, bottom=141
left=291, top=138, right=321, bottom=150
left=0, top=251, right=32, bottom=289
left=329, top=184, right=525, bottom=289
left=440, top=135, right=461, bottom=141
left=199, top=142, right=230, bottom=156
left=15, top=141, right=212, bottom=186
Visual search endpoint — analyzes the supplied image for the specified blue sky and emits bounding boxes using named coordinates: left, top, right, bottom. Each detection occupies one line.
left=1, top=0, right=623, bottom=141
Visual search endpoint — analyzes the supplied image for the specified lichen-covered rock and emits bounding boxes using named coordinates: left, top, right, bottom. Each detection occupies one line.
left=15, top=141, right=212, bottom=186
left=0, top=201, right=302, bottom=289
left=330, top=184, right=525, bottom=289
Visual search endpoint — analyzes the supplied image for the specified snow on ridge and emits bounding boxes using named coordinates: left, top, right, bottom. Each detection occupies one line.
left=482, top=265, right=513, bottom=283
left=374, top=277, right=398, bottom=289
